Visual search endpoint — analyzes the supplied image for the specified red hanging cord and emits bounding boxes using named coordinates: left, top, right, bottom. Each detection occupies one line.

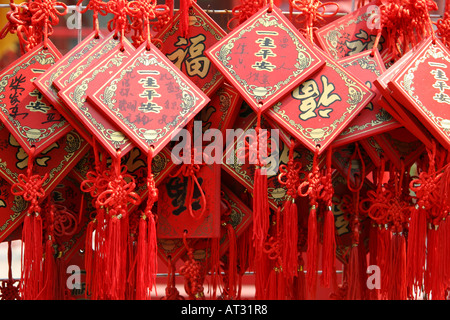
left=227, top=0, right=267, bottom=30
left=27, top=0, right=67, bottom=49
left=170, top=121, right=207, bottom=221
left=76, top=0, right=108, bottom=37
left=180, top=231, right=205, bottom=299
left=161, top=256, right=184, bottom=300
left=180, top=0, right=196, bottom=38
left=278, top=138, right=301, bottom=284
left=321, top=147, right=336, bottom=288
left=11, top=146, right=48, bottom=300
left=345, top=143, right=366, bottom=300
left=298, top=145, right=323, bottom=298
left=289, top=0, right=339, bottom=43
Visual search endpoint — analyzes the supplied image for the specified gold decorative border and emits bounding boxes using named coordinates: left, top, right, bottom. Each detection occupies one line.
left=59, top=43, right=135, bottom=155
left=0, top=42, right=70, bottom=150
left=91, top=45, right=209, bottom=153
left=396, top=41, right=450, bottom=140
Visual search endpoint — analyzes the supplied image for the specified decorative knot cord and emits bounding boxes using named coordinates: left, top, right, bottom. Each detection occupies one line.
left=180, top=231, right=205, bottom=300
left=289, top=0, right=339, bottom=43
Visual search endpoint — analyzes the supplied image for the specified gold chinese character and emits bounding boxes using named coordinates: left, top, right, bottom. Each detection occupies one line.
left=251, top=60, right=276, bottom=72
left=293, top=75, right=341, bottom=121
left=138, top=76, right=160, bottom=89
left=26, top=90, right=51, bottom=113
left=255, top=37, right=277, bottom=49
left=433, top=81, right=450, bottom=92
left=255, top=49, right=277, bottom=60
left=433, top=92, right=450, bottom=104
left=345, top=30, right=384, bottom=56
left=139, top=89, right=161, bottom=101
left=166, top=34, right=211, bottom=79
left=431, top=69, right=449, bottom=81
left=139, top=102, right=163, bottom=113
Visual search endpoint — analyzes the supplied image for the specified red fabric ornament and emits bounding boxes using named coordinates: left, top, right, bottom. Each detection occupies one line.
left=11, top=147, right=47, bottom=300
left=298, top=146, right=322, bottom=298
left=321, top=148, right=336, bottom=288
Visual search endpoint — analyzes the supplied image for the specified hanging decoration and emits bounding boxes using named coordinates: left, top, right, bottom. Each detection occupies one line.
left=1, top=0, right=450, bottom=302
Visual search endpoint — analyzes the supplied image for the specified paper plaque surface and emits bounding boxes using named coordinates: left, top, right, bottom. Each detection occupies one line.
left=89, top=43, right=210, bottom=155
left=0, top=41, right=72, bottom=154
left=206, top=5, right=325, bottom=113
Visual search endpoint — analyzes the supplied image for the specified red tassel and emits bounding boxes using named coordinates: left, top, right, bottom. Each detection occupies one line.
left=425, top=225, right=444, bottom=299
left=306, top=205, right=318, bottom=298
left=322, top=207, right=336, bottom=288
left=20, top=214, right=34, bottom=300
left=54, top=255, right=66, bottom=300
left=33, top=213, right=44, bottom=295
left=136, top=216, right=148, bottom=300
left=407, top=206, right=427, bottom=297
left=37, top=236, right=55, bottom=300
left=388, top=233, right=407, bottom=300
left=293, top=259, right=306, bottom=300
left=265, top=267, right=278, bottom=300
left=442, top=217, right=450, bottom=291
left=253, top=167, right=269, bottom=257
left=226, top=224, right=238, bottom=299
left=346, top=244, right=362, bottom=300
left=105, top=215, right=125, bottom=300
left=368, top=223, right=378, bottom=300
left=93, top=208, right=106, bottom=299
left=147, top=212, right=158, bottom=297
left=254, top=246, right=270, bottom=299
left=209, top=237, right=221, bottom=299
left=84, top=219, right=95, bottom=299
left=282, top=199, right=298, bottom=282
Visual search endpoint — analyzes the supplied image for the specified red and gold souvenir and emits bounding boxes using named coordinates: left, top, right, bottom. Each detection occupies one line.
left=267, top=47, right=374, bottom=154
left=58, top=37, right=136, bottom=159
left=88, top=42, right=210, bottom=156
left=389, top=38, right=450, bottom=150
left=155, top=1, right=227, bottom=96
left=206, top=5, right=325, bottom=113
left=315, top=1, right=390, bottom=63
left=332, top=50, right=400, bottom=147
left=0, top=41, right=72, bottom=154
left=0, top=124, right=89, bottom=196
left=33, top=32, right=105, bottom=143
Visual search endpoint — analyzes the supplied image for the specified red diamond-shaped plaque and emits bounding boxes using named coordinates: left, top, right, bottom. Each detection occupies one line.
left=0, top=176, right=28, bottom=242
left=206, top=5, right=325, bottom=113
left=389, top=38, right=450, bottom=150
left=0, top=41, right=72, bottom=154
left=373, top=41, right=434, bottom=150
left=88, top=43, right=210, bottom=155
left=266, top=48, right=374, bottom=154
left=58, top=37, right=136, bottom=159
left=155, top=1, right=227, bottom=96
left=332, top=50, right=400, bottom=147
left=34, top=32, right=105, bottom=143
left=315, top=1, right=391, bottom=64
